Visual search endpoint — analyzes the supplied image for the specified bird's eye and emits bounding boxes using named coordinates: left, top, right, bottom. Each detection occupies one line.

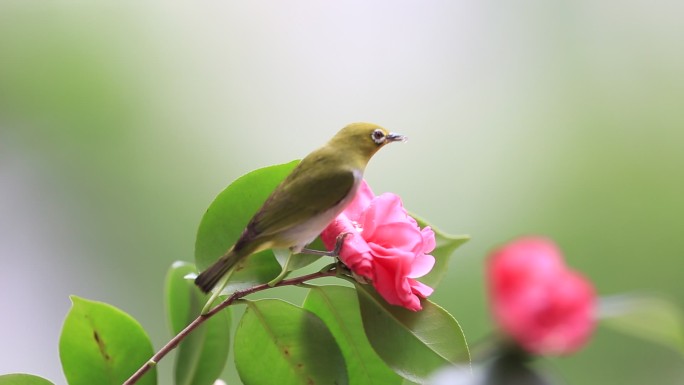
left=371, top=129, right=386, bottom=144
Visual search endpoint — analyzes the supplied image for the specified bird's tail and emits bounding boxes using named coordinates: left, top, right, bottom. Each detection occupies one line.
left=195, top=248, right=241, bottom=293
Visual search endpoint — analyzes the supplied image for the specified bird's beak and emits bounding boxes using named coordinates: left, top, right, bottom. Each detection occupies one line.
left=386, top=132, right=408, bottom=143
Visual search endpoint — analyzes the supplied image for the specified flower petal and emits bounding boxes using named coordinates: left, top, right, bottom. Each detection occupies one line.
left=420, top=226, right=436, bottom=254
left=321, top=213, right=356, bottom=250
left=360, top=194, right=408, bottom=238
left=338, top=233, right=374, bottom=279
left=343, top=179, right=375, bottom=221
left=370, top=222, right=423, bottom=252
left=408, top=253, right=435, bottom=279
left=409, top=278, right=434, bottom=298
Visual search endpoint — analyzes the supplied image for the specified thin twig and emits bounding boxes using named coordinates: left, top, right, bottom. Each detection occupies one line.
left=123, top=268, right=339, bottom=385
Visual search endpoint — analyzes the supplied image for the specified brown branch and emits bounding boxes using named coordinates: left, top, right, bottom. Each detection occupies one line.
left=123, top=268, right=338, bottom=385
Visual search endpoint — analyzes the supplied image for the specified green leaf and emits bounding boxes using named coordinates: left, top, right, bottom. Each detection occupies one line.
left=59, top=296, right=156, bottom=385
left=195, top=161, right=299, bottom=292
left=413, top=214, right=469, bottom=288
left=600, top=294, right=684, bottom=357
left=234, top=299, right=348, bottom=385
left=303, top=285, right=403, bottom=385
left=355, top=283, right=470, bottom=384
left=166, top=261, right=196, bottom=335
left=165, top=261, right=232, bottom=385
left=0, top=374, right=55, bottom=385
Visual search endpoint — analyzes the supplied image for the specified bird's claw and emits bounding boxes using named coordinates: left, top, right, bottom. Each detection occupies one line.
left=297, top=232, right=352, bottom=257
left=330, top=232, right=352, bottom=257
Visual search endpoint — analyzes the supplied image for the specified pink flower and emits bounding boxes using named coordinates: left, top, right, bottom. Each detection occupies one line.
left=321, top=180, right=436, bottom=311
left=487, top=237, right=596, bottom=355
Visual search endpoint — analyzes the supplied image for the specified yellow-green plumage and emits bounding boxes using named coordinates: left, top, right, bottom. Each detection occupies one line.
left=195, top=122, right=405, bottom=293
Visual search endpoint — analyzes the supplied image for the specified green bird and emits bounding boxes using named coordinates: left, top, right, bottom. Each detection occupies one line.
left=195, top=122, right=406, bottom=293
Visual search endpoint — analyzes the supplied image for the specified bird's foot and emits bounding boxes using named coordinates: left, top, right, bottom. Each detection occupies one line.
left=298, top=232, right=352, bottom=257
left=331, top=232, right=352, bottom=256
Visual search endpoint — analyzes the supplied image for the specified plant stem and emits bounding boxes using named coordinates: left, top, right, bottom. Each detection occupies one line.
left=123, top=268, right=339, bottom=385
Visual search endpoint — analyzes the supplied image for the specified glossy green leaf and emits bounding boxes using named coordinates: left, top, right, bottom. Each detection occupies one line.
left=413, top=215, right=469, bottom=288
left=355, top=283, right=470, bottom=384
left=0, top=374, right=55, bottom=385
left=195, top=161, right=299, bottom=292
left=166, top=261, right=196, bottom=335
left=303, top=285, right=403, bottom=385
left=600, top=294, right=684, bottom=356
left=59, top=296, right=156, bottom=385
left=234, top=299, right=348, bottom=385
left=165, top=261, right=232, bottom=385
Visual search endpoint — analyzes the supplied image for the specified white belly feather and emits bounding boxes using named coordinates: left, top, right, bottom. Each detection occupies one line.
left=281, top=169, right=362, bottom=253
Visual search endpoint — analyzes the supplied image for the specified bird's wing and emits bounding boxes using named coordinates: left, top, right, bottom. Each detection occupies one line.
left=247, top=165, right=357, bottom=238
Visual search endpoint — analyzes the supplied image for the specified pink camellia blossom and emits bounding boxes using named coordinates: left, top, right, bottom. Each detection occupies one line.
left=487, top=237, right=596, bottom=355
left=321, top=180, right=436, bottom=311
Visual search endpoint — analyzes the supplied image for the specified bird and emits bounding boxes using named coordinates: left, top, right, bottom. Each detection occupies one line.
left=194, top=122, right=406, bottom=293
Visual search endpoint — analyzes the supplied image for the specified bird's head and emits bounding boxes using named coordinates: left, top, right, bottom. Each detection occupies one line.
left=328, top=122, right=407, bottom=161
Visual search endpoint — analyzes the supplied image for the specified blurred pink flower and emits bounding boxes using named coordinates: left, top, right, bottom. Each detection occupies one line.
left=321, top=180, right=436, bottom=311
left=487, top=237, right=596, bottom=355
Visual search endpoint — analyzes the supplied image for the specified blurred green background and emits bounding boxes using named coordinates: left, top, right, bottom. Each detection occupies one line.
left=1, top=1, right=682, bottom=384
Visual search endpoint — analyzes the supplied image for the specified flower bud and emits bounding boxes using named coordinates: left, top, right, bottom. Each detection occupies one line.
left=487, top=237, right=596, bottom=355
